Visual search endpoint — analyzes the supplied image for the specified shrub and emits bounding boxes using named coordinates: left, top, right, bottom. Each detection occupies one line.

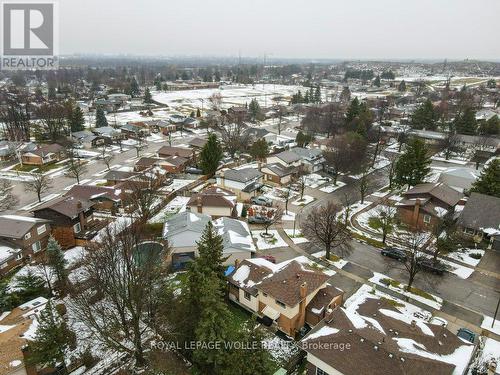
left=469, top=252, right=483, bottom=260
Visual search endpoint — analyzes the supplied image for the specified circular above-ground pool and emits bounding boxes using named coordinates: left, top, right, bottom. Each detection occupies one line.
left=133, top=241, right=164, bottom=265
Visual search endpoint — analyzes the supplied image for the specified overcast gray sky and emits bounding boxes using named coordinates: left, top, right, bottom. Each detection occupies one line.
left=59, top=0, right=500, bottom=60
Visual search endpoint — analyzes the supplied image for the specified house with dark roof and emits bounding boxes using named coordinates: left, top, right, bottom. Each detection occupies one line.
left=65, top=184, right=123, bottom=214
left=396, top=182, right=463, bottom=230
left=227, top=256, right=342, bottom=337
left=216, top=166, right=264, bottom=200
left=301, top=287, right=474, bottom=375
left=71, top=130, right=108, bottom=149
left=261, top=163, right=296, bottom=185
left=0, top=215, right=51, bottom=275
left=267, top=147, right=325, bottom=172
left=157, top=146, right=195, bottom=160
left=21, top=143, right=65, bottom=166
left=32, top=196, right=96, bottom=248
left=163, top=212, right=255, bottom=270
left=458, top=192, right=500, bottom=250
left=186, top=186, right=237, bottom=218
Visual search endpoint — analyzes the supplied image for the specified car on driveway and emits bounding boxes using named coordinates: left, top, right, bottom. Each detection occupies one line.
left=457, top=328, right=475, bottom=343
left=381, top=247, right=407, bottom=262
left=429, top=316, right=448, bottom=327
left=418, top=259, right=446, bottom=275
left=250, top=196, right=273, bottom=206
left=248, top=215, right=272, bottom=224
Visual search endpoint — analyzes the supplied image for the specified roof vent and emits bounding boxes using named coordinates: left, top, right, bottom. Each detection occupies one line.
left=348, top=329, right=353, bottom=333
left=395, top=331, right=399, bottom=335
left=374, top=345, right=379, bottom=351
left=389, top=354, right=394, bottom=358
left=360, top=338, right=365, bottom=342
left=400, top=358, right=405, bottom=362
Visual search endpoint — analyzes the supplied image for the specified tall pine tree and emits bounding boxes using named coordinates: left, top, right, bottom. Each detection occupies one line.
left=394, top=138, right=431, bottom=189
left=70, top=106, right=85, bottom=132
left=471, top=159, right=500, bottom=198
left=199, top=133, right=223, bottom=175
left=46, top=236, right=68, bottom=288
left=95, top=107, right=108, bottom=128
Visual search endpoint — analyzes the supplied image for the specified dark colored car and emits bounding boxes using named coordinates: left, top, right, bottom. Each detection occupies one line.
left=418, top=259, right=446, bottom=275
left=248, top=215, right=272, bottom=224
left=381, top=247, right=407, bottom=262
left=457, top=328, right=476, bottom=343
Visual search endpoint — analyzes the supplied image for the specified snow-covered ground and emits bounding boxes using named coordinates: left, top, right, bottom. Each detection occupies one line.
left=470, top=337, right=500, bottom=375
left=370, top=272, right=443, bottom=310
left=304, top=173, right=330, bottom=189
left=64, top=246, right=85, bottom=268
left=251, top=230, right=288, bottom=250
left=281, top=211, right=296, bottom=221
left=482, top=316, right=500, bottom=336
left=311, top=251, right=348, bottom=269
left=162, top=179, right=197, bottom=193
left=291, top=195, right=315, bottom=206
left=349, top=156, right=390, bottom=179
left=261, top=185, right=298, bottom=202
left=447, top=248, right=485, bottom=267
left=149, top=196, right=190, bottom=223
left=319, top=181, right=346, bottom=193
left=283, top=229, right=309, bottom=244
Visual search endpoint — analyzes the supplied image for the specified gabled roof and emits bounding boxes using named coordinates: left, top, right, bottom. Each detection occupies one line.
left=188, top=137, right=207, bottom=148
left=157, top=146, right=193, bottom=158
left=163, top=211, right=211, bottom=238
left=262, top=163, right=296, bottom=177
left=187, top=187, right=236, bottom=209
left=0, top=215, right=50, bottom=239
left=65, top=184, right=121, bottom=203
left=25, top=143, right=64, bottom=157
left=290, top=147, right=323, bottom=160
left=274, top=150, right=301, bottom=164
left=33, top=196, right=94, bottom=219
left=458, top=192, right=500, bottom=233
left=403, top=183, right=463, bottom=207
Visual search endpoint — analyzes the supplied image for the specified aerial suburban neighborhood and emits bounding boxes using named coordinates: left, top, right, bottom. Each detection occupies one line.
left=0, top=1, right=499, bottom=375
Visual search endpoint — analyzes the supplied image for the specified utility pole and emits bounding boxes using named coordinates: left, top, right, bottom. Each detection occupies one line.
left=493, top=290, right=500, bottom=328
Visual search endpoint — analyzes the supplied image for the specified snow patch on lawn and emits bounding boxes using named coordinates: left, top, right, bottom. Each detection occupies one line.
left=319, top=181, right=346, bottom=193
left=283, top=229, right=309, bottom=244
left=251, top=230, right=288, bottom=250
left=291, top=195, right=315, bottom=206
left=481, top=316, right=500, bottom=336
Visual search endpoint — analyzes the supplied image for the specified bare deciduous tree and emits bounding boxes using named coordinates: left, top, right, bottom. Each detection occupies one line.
left=65, top=145, right=88, bottom=185
left=369, top=199, right=397, bottom=243
left=99, top=144, right=114, bottom=171
left=0, top=179, right=18, bottom=211
left=23, top=173, right=52, bottom=202
left=301, top=202, right=352, bottom=259
left=68, top=223, right=171, bottom=368
left=262, top=206, right=283, bottom=235
left=217, top=122, right=249, bottom=158
left=396, top=230, right=428, bottom=290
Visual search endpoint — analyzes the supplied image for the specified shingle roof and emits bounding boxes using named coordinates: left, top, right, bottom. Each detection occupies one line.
left=157, top=146, right=193, bottom=158
left=0, top=215, right=49, bottom=239
left=275, top=150, right=301, bottom=164
left=403, top=182, right=463, bottom=207
left=65, top=185, right=121, bottom=203
left=33, top=196, right=94, bottom=219
left=458, top=192, right=500, bottom=232
left=223, top=168, right=263, bottom=183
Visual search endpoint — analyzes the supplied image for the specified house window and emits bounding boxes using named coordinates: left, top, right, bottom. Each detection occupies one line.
left=24, top=232, right=31, bottom=240
left=0, top=262, right=7, bottom=269
left=16, top=253, right=23, bottom=260
left=36, top=224, right=47, bottom=235
left=73, top=222, right=82, bottom=233
left=263, top=292, right=268, bottom=297
left=244, top=291, right=251, bottom=301
left=316, top=368, right=330, bottom=375
left=276, top=300, right=286, bottom=309
left=423, top=215, right=431, bottom=224
left=32, top=241, right=42, bottom=253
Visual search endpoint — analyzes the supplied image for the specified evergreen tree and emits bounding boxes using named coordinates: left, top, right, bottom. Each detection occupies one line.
left=482, top=115, right=500, bottom=135
left=411, top=99, right=438, bottom=130
left=398, top=80, right=407, bottom=92
left=196, top=222, right=227, bottom=278
left=95, top=107, right=108, bottom=128
left=144, top=87, right=152, bottom=103
left=454, top=107, right=477, bottom=135
left=48, top=86, right=56, bottom=100
left=314, top=86, right=321, bottom=103
left=46, top=236, right=68, bottom=287
left=373, top=75, right=381, bottom=87
left=250, top=139, right=269, bottom=160
left=471, top=159, right=500, bottom=198
left=129, top=77, right=140, bottom=96
left=70, top=106, right=85, bottom=132
left=345, top=97, right=360, bottom=126
left=199, top=133, right=223, bottom=175
left=394, top=138, right=431, bottom=189
left=296, top=131, right=313, bottom=147
left=27, top=300, right=74, bottom=370
left=196, top=108, right=201, bottom=117
left=248, top=98, right=262, bottom=121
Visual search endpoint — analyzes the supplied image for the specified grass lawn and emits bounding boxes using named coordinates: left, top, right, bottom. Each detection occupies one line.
left=11, top=162, right=67, bottom=174
left=351, top=232, right=384, bottom=248
left=12, top=163, right=38, bottom=172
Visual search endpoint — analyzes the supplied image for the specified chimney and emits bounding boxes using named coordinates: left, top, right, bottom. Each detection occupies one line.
left=77, top=201, right=83, bottom=210
left=297, top=282, right=308, bottom=332
left=410, top=320, right=417, bottom=330
left=412, top=199, right=421, bottom=229
left=234, top=259, right=239, bottom=268
left=196, top=195, right=202, bottom=213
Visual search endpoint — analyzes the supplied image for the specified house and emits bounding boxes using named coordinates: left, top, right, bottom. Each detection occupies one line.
left=396, top=182, right=463, bottom=230
left=65, top=184, right=123, bottom=214
left=183, top=117, right=199, bottom=129
left=227, top=256, right=342, bottom=337
left=188, top=137, right=208, bottom=150
left=103, top=170, right=138, bottom=185
left=134, top=157, right=163, bottom=172
left=261, top=163, right=296, bottom=185
left=157, top=146, right=195, bottom=160
left=92, top=126, right=123, bottom=142
left=147, top=120, right=176, bottom=135
left=267, top=150, right=301, bottom=169
left=120, top=123, right=150, bottom=139
left=289, top=147, right=325, bottom=172
left=216, top=167, right=264, bottom=200
left=0, top=215, right=51, bottom=274
left=458, top=192, right=500, bottom=250
left=186, top=186, right=237, bottom=218
left=21, top=143, right=65, bottom=166
left=163, top=212, right=255, bottom=270
left=71, top=130, right=107, bottom=149
left=160, top=155, right=190, bottom=173
left=437, top=167, right=479, bottom=193
left=301, top=288, right=474, bottom=375
left=32, top=196, right=96, bottom=248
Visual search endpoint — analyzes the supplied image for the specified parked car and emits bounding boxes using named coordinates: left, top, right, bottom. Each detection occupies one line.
left=259, top=255, right=276, bottom=263
left=457, top=328, right=475, bottom=343
left=429, top=316, right=448, bottom=327
left=418, top=259, right=446, bottom=275
left=248, top=215, right=272, bottom=224
left=381, top=247, right=407, bottom=262
left=251, top=196, right=273, bottom=207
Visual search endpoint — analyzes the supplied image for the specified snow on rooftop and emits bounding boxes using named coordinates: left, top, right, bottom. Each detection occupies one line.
left=232, top=265, right=251, bottom=287
left=379, top=309, right=434, bottom=336
left=304, top=326, right=339, bottom=341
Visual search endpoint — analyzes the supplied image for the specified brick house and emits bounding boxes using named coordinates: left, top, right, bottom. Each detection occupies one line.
left=227, top=257, right=343, bottom=337
left=186, top=186, right=237, bottom=218
left=21, top=143, right=65, bottom=166
left=65, top=184, right=123, bottom=215
left=32, top=196, right=95, bottom=249
left=0, top=215, right=51, bottom=275
left=157, top=146, right=195, bottom=161
left=261, top=163, right=296, bottom=185
left=396, top=183, right=463, bottom=230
